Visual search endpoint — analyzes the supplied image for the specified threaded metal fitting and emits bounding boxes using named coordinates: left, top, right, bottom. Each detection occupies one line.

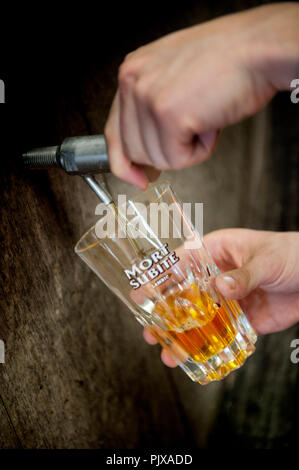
left=22, top=146, right=60, bottom=169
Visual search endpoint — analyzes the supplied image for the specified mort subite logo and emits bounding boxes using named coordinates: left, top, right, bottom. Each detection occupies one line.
left=124, top=243, right=180, bottom=289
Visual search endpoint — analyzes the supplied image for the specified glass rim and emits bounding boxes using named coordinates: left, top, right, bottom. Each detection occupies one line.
left=75, top=179, right=173, bottom=254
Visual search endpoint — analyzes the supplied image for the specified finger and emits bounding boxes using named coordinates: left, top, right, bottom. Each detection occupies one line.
left=203, top=228, right=253, bottom=272
left=156, top=117, right=219, bottom=169
left=143, top=328, right=158, bottom=345
left=203, top=229, right=271, bottom=300
left=196, top=128, right=220, bottom=159
left=119, top=75, right=152, bottom=166
left=215, top=258, right=266, bottom=300
left=104, top=90, right=149, bottom=189
left=134, top=85, right=170, bottom=170
left=146, top=80, right=220, bottom=169
left=161, top=348, right=178, bottom=368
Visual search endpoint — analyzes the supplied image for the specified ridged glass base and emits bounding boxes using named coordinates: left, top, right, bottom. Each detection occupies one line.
left=178, top=320, right=257, bottom=385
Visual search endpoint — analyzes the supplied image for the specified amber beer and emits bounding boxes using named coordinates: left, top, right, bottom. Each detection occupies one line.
left=151, top=285, right=253, bottom=383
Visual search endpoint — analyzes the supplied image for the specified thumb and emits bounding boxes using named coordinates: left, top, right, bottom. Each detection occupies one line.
left=215, top=258, right=264, bottom=300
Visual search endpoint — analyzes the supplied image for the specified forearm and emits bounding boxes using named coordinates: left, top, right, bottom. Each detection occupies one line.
left=244, top=2, right=299, bottom=91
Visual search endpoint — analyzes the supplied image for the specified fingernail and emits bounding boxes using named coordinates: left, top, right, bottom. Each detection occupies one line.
left=221, top=275, right=237, bottom=289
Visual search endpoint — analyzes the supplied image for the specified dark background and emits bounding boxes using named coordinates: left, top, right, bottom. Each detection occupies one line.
left=0, top=0, right=298, bottom=448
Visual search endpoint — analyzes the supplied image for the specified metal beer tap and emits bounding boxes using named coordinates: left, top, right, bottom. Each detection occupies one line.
left=22, top=135, right=113, bottom=204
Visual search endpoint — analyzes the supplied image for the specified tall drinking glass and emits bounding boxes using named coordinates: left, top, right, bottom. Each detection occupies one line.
left=75, top=181, right=257, bottom=384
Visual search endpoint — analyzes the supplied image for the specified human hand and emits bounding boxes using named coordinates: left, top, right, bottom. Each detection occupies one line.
left=143, top=228, right=299, bottom=367
left=105, top=3, right=299, bottom=189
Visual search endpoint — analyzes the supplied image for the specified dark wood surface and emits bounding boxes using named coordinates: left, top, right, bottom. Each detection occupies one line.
left=0, top=1, right=298, bottom=448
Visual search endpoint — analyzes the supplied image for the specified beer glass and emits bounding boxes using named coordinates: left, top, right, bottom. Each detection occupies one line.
left=75, top=181, right=257, bottom=384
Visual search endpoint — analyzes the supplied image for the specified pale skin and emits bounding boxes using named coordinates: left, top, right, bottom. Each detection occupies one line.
left=104, top=3, right=299, bottom=367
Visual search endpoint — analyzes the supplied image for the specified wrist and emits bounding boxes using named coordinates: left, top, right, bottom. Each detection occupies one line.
left=275, top=231, right=299, bottom=292
left=244, top=3, right=299, bottom=91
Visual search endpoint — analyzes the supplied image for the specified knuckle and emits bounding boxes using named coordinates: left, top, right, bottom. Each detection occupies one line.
left=118, top=62, right=133, bottom=86
left=118, top=53, right=140, bottom=85
left=134, top=78, right=151, bottom=103
left=150, top=93, right=174, bottom=120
